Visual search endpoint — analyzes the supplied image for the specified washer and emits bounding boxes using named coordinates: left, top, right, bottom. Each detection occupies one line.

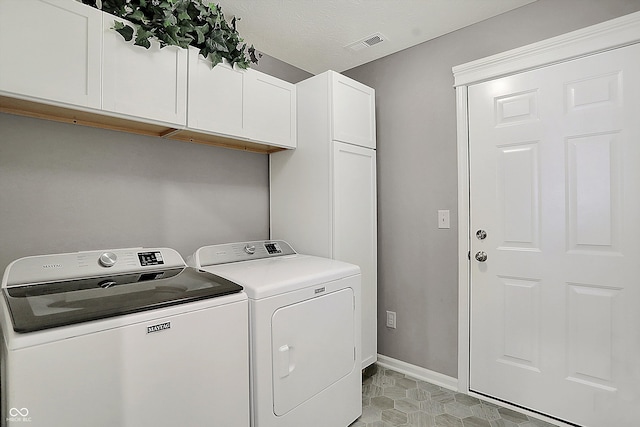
left=0, top=247, right=250, bottom=427
left=188, top=240, right=362, bottom=427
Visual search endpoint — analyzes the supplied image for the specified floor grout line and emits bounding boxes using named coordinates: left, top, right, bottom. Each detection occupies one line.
left=349, top=364, right=560, bottom=427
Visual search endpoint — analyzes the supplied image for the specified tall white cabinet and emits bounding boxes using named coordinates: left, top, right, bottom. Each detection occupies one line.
left=270, top=71, right=377, bottom=369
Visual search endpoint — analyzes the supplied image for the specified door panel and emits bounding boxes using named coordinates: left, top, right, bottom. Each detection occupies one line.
left=0, top=0, right=102, bottom=108
left=103, top=16, right=187, bottom=125
left=244, top=69, right=296, bottom=148
left=187, top=48, right=244, bottom=136
left=332, top=141, right=377, bottom=368
left=469, top=43, right=640, bottom=427
left=331, top=73, right=376, bottom=149
left=271, top=288, right=355, bottom=416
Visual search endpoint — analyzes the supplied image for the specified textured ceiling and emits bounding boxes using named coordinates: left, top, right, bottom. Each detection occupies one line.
left=215, top=0, right=538, bottom=74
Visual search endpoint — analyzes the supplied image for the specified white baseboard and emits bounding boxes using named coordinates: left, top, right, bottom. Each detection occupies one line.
left=375, top=354, right=458, bottom=392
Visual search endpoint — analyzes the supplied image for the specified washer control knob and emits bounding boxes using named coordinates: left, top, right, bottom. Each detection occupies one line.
left=98, top=252, right=118, bottom=267
left=244, top=244, right=256, bottom=255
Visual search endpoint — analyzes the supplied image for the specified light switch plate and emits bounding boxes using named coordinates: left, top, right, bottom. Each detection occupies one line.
left=438, top=210, right=450, bottom=229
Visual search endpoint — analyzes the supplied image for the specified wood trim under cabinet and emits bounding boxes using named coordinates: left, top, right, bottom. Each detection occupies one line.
left=0, top=95, right=287, bottom=155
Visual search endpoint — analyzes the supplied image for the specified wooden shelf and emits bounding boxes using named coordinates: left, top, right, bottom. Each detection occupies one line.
left=0, top=95, right=287, bottom=155
left=168, top=129, right=286, bottom=154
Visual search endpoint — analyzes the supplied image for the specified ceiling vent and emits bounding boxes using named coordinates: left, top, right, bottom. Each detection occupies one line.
left=345, top=33, right=387, bottom=51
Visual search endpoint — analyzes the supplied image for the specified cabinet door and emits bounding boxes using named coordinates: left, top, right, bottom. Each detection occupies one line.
left=102, top=16, right=187, bottom=125
left=244, top=69, right=296, bottom=148
left=0, top=0, right=102, bottom=108
left=332, top=141, right=377, bottom=368
left=187, top=48, right=244, bottom=137
left=331, top=73, right=376, bottom=149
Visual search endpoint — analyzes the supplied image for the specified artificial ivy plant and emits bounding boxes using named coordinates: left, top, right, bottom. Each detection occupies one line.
left=80, top=0, right=259, bottom=69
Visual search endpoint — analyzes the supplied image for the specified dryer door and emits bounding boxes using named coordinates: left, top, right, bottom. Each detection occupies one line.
left=271, top=287, right=356, bottom=416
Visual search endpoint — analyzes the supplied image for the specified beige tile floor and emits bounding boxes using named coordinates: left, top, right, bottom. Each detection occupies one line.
left=349, top=366, right=559, bottom=427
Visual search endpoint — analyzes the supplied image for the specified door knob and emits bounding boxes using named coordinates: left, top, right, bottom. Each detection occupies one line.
left=476, top=229, right=487, bottom=240
left=475, top=251, right=488, bottom=262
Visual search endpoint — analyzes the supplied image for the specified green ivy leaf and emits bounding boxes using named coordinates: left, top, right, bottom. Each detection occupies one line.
left=128, top=9, right=146, bottom=22
left=250, top=46, right=260, bottom=64
left=165, top=25, right=179, bottom=41
left=209, top=51, right=223, bottom=68
left=193, top=26, right=205, bottom=44
left=134, top=26, right=153, bottom=49
left=113, top=21, right=134, bottom=42
left=177, top=35, right=193, bottom=49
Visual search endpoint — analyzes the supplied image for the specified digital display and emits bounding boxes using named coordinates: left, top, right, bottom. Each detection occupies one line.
left=138, top=251, right=164, bottom=266
left=264, top=242, right=282, bottom=254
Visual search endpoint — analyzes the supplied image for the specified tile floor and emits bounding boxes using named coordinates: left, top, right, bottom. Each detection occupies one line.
left=349, top=366, right=559, bottom=427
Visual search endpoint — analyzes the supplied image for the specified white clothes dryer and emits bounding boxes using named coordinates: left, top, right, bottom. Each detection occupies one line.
left=188, top=240, right=362, bottom=427
left=0, top=247, right=250, bottom=427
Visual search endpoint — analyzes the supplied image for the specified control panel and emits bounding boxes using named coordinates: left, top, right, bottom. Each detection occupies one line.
left=3, top=248, right=184, bottom=287
left=194, top=240, right=297, bottom=267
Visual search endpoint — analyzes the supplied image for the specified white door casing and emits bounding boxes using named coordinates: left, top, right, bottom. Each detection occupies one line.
left=455, top=12, right=640, bottom=427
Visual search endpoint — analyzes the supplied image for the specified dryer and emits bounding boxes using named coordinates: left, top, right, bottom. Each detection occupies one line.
left=188, top=240, right=361, bottom=427
left=0, top=247, right=250, bottom=427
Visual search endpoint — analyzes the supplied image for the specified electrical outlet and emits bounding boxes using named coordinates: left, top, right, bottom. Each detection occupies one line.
left=386, top=311, right=397, bottom=329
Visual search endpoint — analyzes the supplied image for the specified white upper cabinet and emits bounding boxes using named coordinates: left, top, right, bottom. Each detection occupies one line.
left=331, top=72, right=376, bottom=149
left=187, top=47, right=244, bottom=137
left=0, top=0, right=296, bottom=152
left=244, top=69, right=297, bottom=149
left=188, top=50, right=296, bottom=149
left=0, top=0, right=102, bottom=108
left=102, top=16, right=187, bottom=126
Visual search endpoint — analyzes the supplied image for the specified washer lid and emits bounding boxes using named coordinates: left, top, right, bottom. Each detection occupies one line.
left=3, top=267, right=243, bottom=333
left=202, top=254, right=360, bottom=299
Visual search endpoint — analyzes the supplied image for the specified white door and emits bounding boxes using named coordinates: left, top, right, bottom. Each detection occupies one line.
left=468, top=43, right=640, bottom=426
left=333, top=141, right=377, bottom=368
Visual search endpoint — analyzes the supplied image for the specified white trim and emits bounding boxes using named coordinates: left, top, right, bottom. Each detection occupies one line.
left=453, top=11, right=640, bottom=86
left=376, top=354, right=458, bottom=392
left=468, top=391, right=576, bottom=427
left=455, top=85, right=470, bottom=394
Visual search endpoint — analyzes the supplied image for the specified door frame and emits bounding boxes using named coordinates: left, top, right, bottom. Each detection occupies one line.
left=453, top=10, right=640, bottom=400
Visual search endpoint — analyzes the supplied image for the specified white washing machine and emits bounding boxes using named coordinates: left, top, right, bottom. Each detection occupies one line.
left=188, top=240, right=362, bottom=427
left=0, top=247, right=250, bottom=427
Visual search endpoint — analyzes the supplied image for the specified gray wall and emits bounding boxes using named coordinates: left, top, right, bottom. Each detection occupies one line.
left=344, top=0, right=640, bottom=378
left=0, top=113, right=269, bottom=273
left=252, top=51, right=313, bottom=84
